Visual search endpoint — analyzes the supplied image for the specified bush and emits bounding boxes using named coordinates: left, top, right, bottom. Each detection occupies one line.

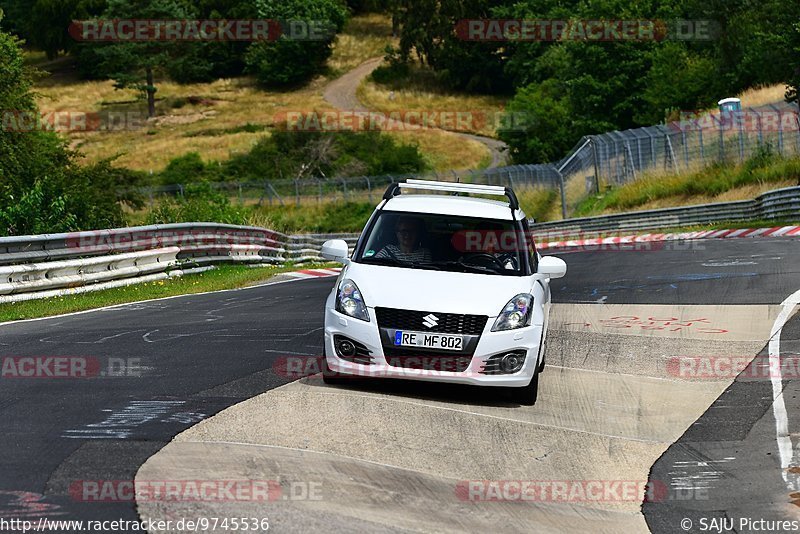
left=370, top=46, right=410, bottom=85
left=159, top=152, right=207, bottom=185
left=146, top=182, right=248, bottom=225
left=0, top=24, right=130, bottom=236
left=158, top=129, right=428, bottom=185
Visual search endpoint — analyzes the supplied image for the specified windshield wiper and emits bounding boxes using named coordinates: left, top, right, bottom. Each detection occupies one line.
left=361, top=257, right=443, bottom=270
left=360, top=256, right=414, bottom=267
left=427, top=260, right=502, bottom=274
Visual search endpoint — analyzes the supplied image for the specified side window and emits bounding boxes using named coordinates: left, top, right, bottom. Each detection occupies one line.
left=522, top=219, right=538, bottom=273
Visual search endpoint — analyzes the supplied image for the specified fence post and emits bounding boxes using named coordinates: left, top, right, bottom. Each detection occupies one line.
left=555, top=167, right=567, bottom=219
left=267, top=183, right=284, bottom=206
left=754, top=109, right=763, bottom=147
left=650, top=134, right=656, bottom=168
left=664, top=132, right=677, bottom=171
left=590, top=136, right=600, bottom=193
left=624, top=142, right=637, bottom=181
left=681, top=129, right=689, bottom=168
left=636, top=137, right=643, bottom=171
left=737, top=111, right=745, bottom=162
left=294, top=179, right=300, bottom=206
left=365, top=176, right=372, bottom=202
left=698, top=126, right=705, bottom=164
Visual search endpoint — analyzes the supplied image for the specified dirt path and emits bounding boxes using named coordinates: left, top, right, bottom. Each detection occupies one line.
left=323, top=57, right=508, bottom=168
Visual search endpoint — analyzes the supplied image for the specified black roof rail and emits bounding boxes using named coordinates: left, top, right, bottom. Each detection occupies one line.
left=383, top=182, right=401, bottom=200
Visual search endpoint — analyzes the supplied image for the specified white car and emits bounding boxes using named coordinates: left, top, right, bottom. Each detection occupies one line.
left=319, top=179, right=566, bottom=405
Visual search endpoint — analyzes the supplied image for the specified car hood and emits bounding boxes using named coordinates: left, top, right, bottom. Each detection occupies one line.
left=341, top=262, right=535, bottom=316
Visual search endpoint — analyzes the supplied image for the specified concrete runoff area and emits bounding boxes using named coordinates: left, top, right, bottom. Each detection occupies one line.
left=137, top=303, right=778, bottom=533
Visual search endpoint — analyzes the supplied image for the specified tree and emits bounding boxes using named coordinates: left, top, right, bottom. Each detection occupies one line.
left=498, top=79, right=578, bottom=163
left=785, top=22, right=800, bottom=109
left=81, top=0, right=192, bottom=117
left=166, top=0, right=257, bottom=82
left=245, top=0, right=348, bottom=86
left=0, top=22, right=131, bottom=235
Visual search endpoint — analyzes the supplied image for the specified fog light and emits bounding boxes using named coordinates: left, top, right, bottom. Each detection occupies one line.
left=337, top=339, right=356, bottom=358
left=499, top=352, right=525, bottom=373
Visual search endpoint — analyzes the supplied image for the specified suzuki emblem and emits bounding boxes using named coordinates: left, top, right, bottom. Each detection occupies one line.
left=422, top=314, right=439, bottom=329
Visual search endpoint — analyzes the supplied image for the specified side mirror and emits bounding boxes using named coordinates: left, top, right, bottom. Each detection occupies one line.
left=538, top=256, right=566, bottom=278
left=320, top=239, right=350, bottom=262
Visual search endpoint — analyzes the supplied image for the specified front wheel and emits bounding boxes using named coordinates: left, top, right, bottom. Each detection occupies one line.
left=321, top=347, right=343, bottom=385
left=508, top=372, right=539, bottom=406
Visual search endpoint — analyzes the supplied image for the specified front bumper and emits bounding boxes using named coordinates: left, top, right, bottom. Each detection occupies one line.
left=324, top=306, right=543, bottom=387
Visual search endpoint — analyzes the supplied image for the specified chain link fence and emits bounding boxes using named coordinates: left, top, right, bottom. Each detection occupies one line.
left=142, top=101, right=800, bottom=219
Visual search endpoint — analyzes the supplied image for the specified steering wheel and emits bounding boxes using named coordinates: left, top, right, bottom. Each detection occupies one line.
left=458, top=252, right=506, bottom=270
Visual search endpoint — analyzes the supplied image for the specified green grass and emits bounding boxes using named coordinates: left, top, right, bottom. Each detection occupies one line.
left=574, top=154, right=800, bottom=217
left=247, top=187, right=561, bottom=232
left=0, top=262, right=335, bottom=323
left=517, top=188, right=558, bottom=222
left=252, top=201, right=376, bottom=233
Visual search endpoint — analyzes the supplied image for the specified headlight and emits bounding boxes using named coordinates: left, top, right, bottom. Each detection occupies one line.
left=335, top=279, right=369, bottom=321
left=491, top=293, right=533, bottom=331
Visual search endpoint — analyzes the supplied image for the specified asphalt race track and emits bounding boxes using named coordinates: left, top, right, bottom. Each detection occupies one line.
left=1, top=237, right=799, bottom=533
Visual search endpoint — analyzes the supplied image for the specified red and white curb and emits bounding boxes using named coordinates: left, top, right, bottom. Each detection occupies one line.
left=286, top=268, right=342, bottom=279
left=536, top=225, right=800, bottom=251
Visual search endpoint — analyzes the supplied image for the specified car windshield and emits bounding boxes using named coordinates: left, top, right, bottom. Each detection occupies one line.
left=356, top=211, right=530, bottom=276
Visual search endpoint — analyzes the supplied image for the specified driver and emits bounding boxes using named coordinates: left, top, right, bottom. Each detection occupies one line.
left=376, top=215, right=432, bottom=263
left=482, top=224, right=518, bottom=270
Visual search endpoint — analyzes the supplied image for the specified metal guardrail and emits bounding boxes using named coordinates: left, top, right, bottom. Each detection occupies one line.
left=1, top=185, right=797, bottom=302
left=0, top=224, right=359, bottom=302
left=530, top=186, right=800, bottom=237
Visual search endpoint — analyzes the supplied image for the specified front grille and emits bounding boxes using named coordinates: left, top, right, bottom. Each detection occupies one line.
left=382, top=347, right=472, bottom=372
left=376, top=307, right=487, bottom=335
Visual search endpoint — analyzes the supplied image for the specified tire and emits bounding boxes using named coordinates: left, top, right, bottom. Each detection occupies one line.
left=537, top=335, right=547, bottom=373
left=321, top=346, right=343, bottom=385
left=509, top=372, right=539, bottom=406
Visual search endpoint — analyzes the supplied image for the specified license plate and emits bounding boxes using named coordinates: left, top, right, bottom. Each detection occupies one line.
left=393, top=331, right=463, bottom=351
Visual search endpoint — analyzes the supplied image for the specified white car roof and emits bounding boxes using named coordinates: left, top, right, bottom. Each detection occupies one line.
left=382, top=194, right=526, bottom=221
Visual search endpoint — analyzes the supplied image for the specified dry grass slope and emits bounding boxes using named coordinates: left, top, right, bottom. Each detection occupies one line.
left=31, top=15, right=487, bottom=172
